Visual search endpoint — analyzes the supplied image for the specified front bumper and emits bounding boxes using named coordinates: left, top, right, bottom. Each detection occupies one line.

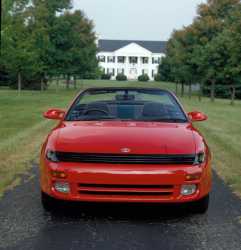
left=40, top=161, right=211, bottom=203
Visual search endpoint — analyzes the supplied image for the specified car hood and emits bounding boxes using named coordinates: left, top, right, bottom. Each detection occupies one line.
left=53, top=121, right=197, bottom=155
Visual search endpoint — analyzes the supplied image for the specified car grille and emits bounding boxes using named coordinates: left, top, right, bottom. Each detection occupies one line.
left=55, top=152, right=196, bottom=165
left=77, top=183, right=174, bottom=197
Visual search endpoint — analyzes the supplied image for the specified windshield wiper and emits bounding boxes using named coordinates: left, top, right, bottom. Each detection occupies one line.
left=152, top=118, right=187, bottom=123
left=72, top=116, right=119, bottom=121
left=137, top=118, right=187, bottom=123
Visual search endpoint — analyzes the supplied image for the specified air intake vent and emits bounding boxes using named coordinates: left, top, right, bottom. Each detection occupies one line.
left=55, top=152, right=196, bottom=165
left=77, top=183, right=174, bottom=197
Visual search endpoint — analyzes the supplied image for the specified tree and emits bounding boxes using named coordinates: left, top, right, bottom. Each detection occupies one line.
left=1, top=0, right=40, bottom=91
left=224, top=5, right=241, bottom=87
left=50, top=10, right=98, bottom=87
left=1, top=0, right=98, bottom=90
left=192, top=0, right=241, bottom=101
left=160, top=0, right=241, bottom=100
left=160, top=27, right=199, bottom=97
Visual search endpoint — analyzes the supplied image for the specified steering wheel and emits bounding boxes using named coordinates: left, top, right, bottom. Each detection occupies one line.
left=83, top=109, right=109, bottom=116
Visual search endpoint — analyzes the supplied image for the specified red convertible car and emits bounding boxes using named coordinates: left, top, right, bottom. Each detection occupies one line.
left=40, top=88, right=211, bottom=213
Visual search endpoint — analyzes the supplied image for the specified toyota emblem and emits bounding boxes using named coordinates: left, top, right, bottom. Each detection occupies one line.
left=121, top=148, right=131, bottom=153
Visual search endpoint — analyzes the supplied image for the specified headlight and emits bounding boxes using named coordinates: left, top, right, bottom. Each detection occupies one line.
left=194, top=152, right=206, bottom=165
left=46, top=150, right=59, bottom=162
left=181, top=184, right=197, bottom=196
left=54, top=182, right=70, bottom=193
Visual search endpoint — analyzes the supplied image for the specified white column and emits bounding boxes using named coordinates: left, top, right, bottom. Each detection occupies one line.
left=125, top=56, right=129, bottom=79
left=138, top=56, right=141, bottom=77
left=149, top=56, right=152, bottom=80
left=114, top=55, right=117, bottom=78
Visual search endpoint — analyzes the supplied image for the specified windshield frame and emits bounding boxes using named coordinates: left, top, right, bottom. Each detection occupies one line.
left=64, top=87, right=189, bottom=123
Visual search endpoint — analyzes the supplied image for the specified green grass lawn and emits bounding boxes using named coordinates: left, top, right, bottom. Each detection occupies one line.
left=0, top=80, right=241, bottom=197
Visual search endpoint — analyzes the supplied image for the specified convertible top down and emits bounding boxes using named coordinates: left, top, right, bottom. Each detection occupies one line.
left=40, top=88, right=211, bottom=213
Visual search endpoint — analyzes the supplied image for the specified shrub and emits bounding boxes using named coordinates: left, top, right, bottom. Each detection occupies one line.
left=116, top=73, right=127, bottom=81
left=0, top=70, right=10, bottom=86
left=8, top=73, right=48, bottom=90
left=138, top=74, right=149, bottom=82
left=84, top=72, right=99, bottom=79
left=84, top=68, right=102, bottom=80
left=202, top=84, right=232, bottom=99
left=101, top=74, right=112, bottom=80
left=154, top=73, right=161, bottom=82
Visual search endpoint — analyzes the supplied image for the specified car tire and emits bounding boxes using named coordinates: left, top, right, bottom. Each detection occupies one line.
left=41, top=191, right=57, bottom=211
left=190, top=194, right=210, bottom=214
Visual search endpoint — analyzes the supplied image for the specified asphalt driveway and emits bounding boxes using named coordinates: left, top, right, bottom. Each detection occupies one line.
left=0, top=165, right=240, bottom=250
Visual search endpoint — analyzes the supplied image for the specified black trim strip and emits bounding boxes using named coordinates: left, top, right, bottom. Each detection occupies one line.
left=56, top=152, right=195, bottom=165
left=78, top=183, right=174, bottom=189
left=78, top=191, right=173, bottom=196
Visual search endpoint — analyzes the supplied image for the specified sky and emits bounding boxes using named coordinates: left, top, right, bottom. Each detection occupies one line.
left=73, top=0, right=206, bottom=41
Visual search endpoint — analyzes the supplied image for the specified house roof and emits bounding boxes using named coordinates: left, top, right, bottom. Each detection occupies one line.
left=98, top=39, right=167, bottom=53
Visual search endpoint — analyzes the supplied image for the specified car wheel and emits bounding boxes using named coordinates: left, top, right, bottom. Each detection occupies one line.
left=41, top=191, right=57, bottom=211
left=190, top=194, right=210, bottom=214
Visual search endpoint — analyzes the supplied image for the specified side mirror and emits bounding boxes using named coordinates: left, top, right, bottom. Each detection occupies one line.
left=188, top=111, right=208, bottom=122
left=43, top=109, right=65, bottom=120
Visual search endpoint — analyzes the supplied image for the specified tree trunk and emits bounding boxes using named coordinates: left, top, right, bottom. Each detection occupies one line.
left=18, top=72, right=22, bottom=94
left=175, top=82, right=178, bottom=95
left=66, top=75, right=70, bottom=89
left=210, top=80, right=215, bottom=102
left=56, top=76, right=59, bottom=92
left=48, top=77, right=52, bottom=86
left=81, top=79, right=84, bottom=90
left=198, top=83, right=202, bottom=102
left=188, top=82, right=192, bottom=99
left=230, top=86, right=236, bottom=106
left=41, top=78, right=44, bottom=91
left=74, top=76, right=77, bottom=89
left=181, top=82, right=184, bottom=97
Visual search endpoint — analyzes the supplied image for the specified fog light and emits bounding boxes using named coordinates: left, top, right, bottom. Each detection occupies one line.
left=51, top=170, right=67, bottom=179
left=181, top=184, right=197, bottom=196
left=54, top=182, right=70, bottom=193
left=186, top=173, right=201, bottom=181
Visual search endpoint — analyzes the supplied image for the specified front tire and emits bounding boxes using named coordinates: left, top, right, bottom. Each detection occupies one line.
left=190, top=194, right=210, bottom=214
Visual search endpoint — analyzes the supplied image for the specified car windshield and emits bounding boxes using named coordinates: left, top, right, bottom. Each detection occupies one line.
left=65, top=88, right=188, bottom=123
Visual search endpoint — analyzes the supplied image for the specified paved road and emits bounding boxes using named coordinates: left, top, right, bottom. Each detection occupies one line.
left=0, top=165, right=241, bottom=250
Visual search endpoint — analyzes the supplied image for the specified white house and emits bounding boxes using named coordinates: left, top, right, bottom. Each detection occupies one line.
left=97, top=39, right=167, bottom=81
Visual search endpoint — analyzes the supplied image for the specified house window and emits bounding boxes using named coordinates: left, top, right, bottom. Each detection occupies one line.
left=129, top=57, right=138, bottom=64
left=107, top=68, right=115, bottom=76
left=98, top=55, right=105, bottom=62
left=117, top=56, right=125, bottom=63
left=152, top=57, right=161, bottom=64
left=117, top=68, right=125, bottom=74
left=142, top=57, right=149, bottom=64
left=107, top=56, right=115, bottom=63
left=152, top=70, right=155, bottom=77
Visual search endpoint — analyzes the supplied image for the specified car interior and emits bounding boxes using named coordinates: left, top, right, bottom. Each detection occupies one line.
left=67, top=93, right=187, bottom=122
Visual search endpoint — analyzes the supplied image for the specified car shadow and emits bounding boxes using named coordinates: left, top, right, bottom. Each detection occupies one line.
left=46, top=201, right=197, bottom=223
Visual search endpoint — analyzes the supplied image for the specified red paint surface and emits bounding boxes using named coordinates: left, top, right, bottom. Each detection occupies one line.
left=40, top=91, right=211, bottom=203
